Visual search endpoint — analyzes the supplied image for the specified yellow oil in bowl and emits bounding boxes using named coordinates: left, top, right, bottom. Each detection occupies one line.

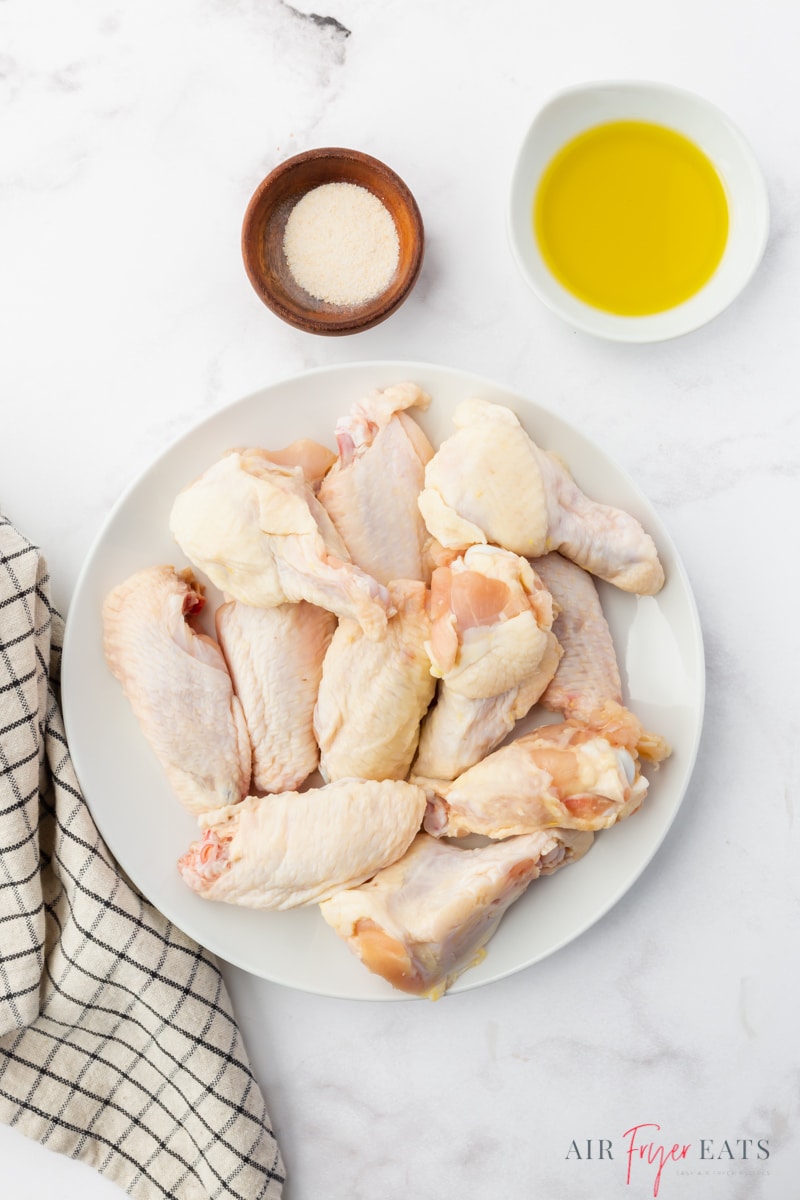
left=533, top=120, right=729, bottom=317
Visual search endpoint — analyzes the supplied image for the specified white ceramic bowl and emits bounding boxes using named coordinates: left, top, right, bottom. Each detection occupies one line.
left=507, top=80, right=770, bottom=342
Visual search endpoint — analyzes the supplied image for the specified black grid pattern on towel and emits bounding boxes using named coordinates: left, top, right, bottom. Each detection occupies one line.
left=0, top=515, right=284, bottom=1199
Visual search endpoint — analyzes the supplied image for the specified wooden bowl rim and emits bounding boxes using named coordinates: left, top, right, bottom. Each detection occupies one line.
left=241, top=147, right=425, bottom=336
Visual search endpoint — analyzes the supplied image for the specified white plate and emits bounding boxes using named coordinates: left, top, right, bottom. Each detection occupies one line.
left=507, top=80, right=770, bottom=342
left=62, top=361, right=705, bottom=1000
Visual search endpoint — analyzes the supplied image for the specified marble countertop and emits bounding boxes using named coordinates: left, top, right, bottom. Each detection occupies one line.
left=2, top=0, right=799, bottom=1197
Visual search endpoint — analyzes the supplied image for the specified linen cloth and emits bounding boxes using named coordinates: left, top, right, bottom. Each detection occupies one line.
left=0, top=515, right=285, bottom=1199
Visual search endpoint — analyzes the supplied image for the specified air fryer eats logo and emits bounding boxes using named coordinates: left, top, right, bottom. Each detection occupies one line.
left=565, top=1124, right=770, bottom=1197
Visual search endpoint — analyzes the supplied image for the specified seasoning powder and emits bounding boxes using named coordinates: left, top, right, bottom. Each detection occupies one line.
left=283, top=181, right=400, bottom=307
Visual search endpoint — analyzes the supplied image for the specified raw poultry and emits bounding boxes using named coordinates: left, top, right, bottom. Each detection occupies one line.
left=216, top=598, right=336, bottom=793
left=314, top=579, right=436, bottom=782
left=533, top=550, right=623, bottom=719
left=103, top=384, right=673, bottom=997
left=102, top=565, right=251, bottom=814
left=319, top=828, right=593, bottom=997
left=318, top=382, right=437, bottom=584
left=413, top=545, right=562, bottom=780
left=178, top=778, right=427, bottom=909
left=418, top=397, right=665, bottom=594
left=421, top=704, right=668, bottom=840
left=169, top=447, right=392, bottom=639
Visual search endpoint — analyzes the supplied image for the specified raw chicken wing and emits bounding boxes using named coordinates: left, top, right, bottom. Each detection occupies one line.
left=534, top=553, right=671, bottom=763
left=216, top=599, right=335, bottom=793
left=314, top=580, right=436, bottom=781
left=421, top=706, right=663, bottom=839
left=319, top=382, right=437, bottom=585
left=412, top=546, right=562, bottom=780
left=178, top=778, right=427, bottom=909
left=169, top=449, right=391, bottom=639
left=320, top=828, right=593, bottom=998
left=103, top=566, right=251, bottom=814
left=418, top=398, right=664, bottom=595
left=534, top=551, right=622, bottom=719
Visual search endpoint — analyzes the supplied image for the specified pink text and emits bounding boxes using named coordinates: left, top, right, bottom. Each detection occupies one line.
left=623, top=1123, right=691, bottom=1198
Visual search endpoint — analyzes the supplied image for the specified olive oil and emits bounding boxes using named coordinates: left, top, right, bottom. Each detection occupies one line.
left=534, top=120, right=729, bottom=317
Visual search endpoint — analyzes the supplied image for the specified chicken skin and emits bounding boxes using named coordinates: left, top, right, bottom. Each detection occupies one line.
left=412, top=546, right=562, bottom=780
left=418, top=398, right=664, bottom=595
left=103, top=566, right=251, bottom=814
left=318, top=382, right=437, bottom=585
left=169, top=449, right=391, bottom=639
left=533, top=553, right=671, bottom=764
left=314, top=580, right=436, bottom=782
left=534, top=551, right=622, bottom=719
left=420, top=706, right=663, bottom=840
left=319, top=828, right=593, bottom=998
left=258, top=438, right=336, bottom=487
left=216, top=599, right=336, bottom=794
left=178, top=779, right=427, bottom=909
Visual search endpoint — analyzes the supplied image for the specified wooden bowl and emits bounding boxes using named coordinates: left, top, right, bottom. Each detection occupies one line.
left=241, top=147, right=425, bottom=335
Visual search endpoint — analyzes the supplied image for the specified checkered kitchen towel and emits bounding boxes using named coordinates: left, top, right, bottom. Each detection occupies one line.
left=0, top=515, right=284, bottom=1199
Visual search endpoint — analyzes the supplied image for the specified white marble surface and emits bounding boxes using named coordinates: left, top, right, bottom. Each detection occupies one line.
left=2, top=0, right=799, bottom=1197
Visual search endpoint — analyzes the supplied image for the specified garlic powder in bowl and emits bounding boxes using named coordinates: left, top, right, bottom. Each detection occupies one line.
left=283, top=182, right=400, bottom=307
left=242, top=147, right=424, bottom=336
